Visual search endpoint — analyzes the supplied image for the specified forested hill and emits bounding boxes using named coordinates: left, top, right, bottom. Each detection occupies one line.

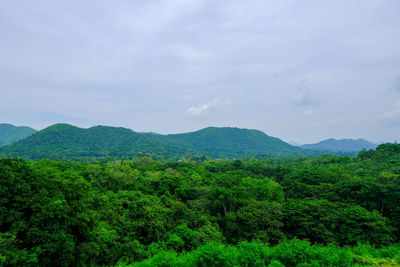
left=0, top=123, right=37, bottom=147
left=301, top=138, right=377, bottom=152
left=155, top=127, right=300, bottom=158
left=0, top=123, right=302, bottom=160
left=0, top=124, right=181, bottom=160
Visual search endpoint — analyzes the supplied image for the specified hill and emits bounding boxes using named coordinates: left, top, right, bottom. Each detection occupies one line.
left=301, top=138, right=377, bottom=152
left=0, top=124, right=302, bottom=160
left=0, top=123, right=178, bottom=160
left=158, top=127, right=301, bottom=158
left=0, top=123, right=37, bottom=147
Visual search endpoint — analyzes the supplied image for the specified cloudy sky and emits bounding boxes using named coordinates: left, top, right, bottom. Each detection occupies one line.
left=1, top=0, right=400, bottom=143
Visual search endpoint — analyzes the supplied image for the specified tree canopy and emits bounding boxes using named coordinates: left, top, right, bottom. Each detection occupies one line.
left=0, top=144, right=400, bottom=266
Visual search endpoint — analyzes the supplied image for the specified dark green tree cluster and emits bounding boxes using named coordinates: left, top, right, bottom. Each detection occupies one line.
left=0, top=144, right=400, bottom=266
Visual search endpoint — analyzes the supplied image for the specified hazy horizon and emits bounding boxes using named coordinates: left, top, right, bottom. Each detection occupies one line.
left=1, top=1, right=400, bottom=143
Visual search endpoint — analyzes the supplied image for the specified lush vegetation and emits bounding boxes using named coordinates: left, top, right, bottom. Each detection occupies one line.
left=0, top=124, right=305, bottom=161
left=1, top=143, right=400, bottom=266
left=301, top=138, right=377, bottom=152
left=0, top=124, right=36, bottom=148
left=130, top=241, right=400, bottom=266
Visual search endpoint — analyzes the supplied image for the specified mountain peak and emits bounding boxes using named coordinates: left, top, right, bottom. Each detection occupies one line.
left=43, top=123, right=77, bottom=130
left=0, top=124, right=37, bottom=147
left=301, top=138, right=377, bottom=152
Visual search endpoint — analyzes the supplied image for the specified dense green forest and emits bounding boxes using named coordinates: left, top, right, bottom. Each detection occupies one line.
left=1, top=143, right=400, bottom=266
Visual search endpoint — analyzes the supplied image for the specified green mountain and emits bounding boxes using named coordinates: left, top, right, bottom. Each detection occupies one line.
left=301, top=138, right=377, bottom=152
left=158, top=127, right=300, bottom=158
left=0, top=124, right=302, bottom=160
left=0, top=123, right=178, bottom=160
left=0, top=123, right=37, bottom=147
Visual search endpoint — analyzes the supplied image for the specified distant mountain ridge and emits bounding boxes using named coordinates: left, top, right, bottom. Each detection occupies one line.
left=0, top=123, right=303, bottom=160
left=301, top=138, right=377, bottom=152
left=0, top=123, right=37, bottom=147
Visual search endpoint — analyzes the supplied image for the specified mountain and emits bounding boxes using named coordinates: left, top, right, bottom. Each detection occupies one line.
left=157, top=127, right=300, bottom=158
left=0, top=123, right=37, bottom=147
left=301, top=138, right=377, bottom=152
left=0, top=123, right=178, bottom=160
left=0, top=124, right=302, bottom=160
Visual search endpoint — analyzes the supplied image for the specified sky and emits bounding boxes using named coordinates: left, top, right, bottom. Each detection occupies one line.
left=1, top=0, right=400, bottom=144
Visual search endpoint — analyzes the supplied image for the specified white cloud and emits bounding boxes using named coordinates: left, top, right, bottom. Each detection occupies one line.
left=303, top=109, right=314, bottom=116
left=293, top=90, right=321, bottom=106
left=382, top=101, right=400, bottom=119
left=292, top=80, right=320, bottom=106
left=379, top=101, right=400, bottom=128
left=186, top=97, right=229, bottom=117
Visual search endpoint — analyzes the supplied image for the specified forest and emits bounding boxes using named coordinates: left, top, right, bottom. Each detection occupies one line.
left=1, top=143, right=400, bottom=266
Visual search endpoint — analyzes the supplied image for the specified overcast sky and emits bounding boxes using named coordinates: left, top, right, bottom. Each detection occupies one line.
left=1, top=0, right=400, bottom=143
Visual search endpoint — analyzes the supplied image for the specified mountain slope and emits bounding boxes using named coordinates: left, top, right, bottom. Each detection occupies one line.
left=0, top=123, right=37, bottom=147
left=0, top=123, right=179, bottom=160
left=159, top=127, right=301, bottom=158
left=301, top=138, right=377, bottom=152
left=0, top=124, right=302, bottom=160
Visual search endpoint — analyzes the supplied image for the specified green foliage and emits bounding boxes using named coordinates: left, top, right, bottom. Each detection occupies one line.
left=1, top=143, right=400, bottom=265
left=283, top=199, right=394, bottom=246
left=129, top=240, right=398, bottom=267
